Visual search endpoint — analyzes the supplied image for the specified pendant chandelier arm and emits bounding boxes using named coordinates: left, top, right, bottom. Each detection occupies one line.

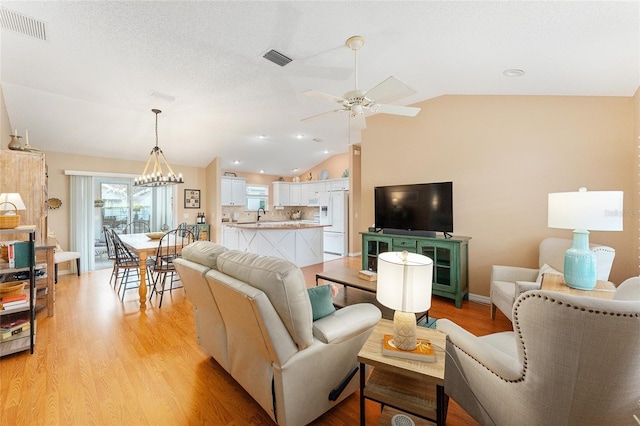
left=158, top=149, right=179, bottom=178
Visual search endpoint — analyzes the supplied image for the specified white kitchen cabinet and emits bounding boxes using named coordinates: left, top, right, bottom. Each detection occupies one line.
left=222, top=225, right=239, bottom=250
left=329, top=178, right=349, bottom=191
left=299, top=182, right=310, bottom=206
left=221, top=177, right=246, bottom=206
left=272, top=182, right=290, bottom=207
left=289, top=183, right=301, bottom=206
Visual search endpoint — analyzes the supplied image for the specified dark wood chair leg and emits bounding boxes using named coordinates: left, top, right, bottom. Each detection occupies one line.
left=75, top=258, right=81, bottom=276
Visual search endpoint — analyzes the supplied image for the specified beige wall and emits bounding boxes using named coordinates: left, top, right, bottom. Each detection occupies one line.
left=634, top=88, right=640, bottom=277
left=299, top=153, right=349, bottom=182
left=44, top=151, right=207, bottom=250
left=1, top=86, right=12, bottom=148
left=361, top=95, right=636, bottom=297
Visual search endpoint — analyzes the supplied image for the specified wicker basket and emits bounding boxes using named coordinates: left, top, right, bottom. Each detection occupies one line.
left=0, top=281, right=26, bottom=297
left=0, top=202, right=20, bottom=229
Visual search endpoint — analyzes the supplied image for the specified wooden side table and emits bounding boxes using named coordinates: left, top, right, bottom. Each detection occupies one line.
left=357, top=319, right=448, bottom=425
left=540, top=273, right=615, bottom=299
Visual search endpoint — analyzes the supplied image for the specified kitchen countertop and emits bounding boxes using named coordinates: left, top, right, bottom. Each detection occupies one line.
left=223, top=221, right=326, bottom=230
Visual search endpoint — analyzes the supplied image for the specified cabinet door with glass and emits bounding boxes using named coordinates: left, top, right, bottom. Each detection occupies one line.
left=417, top=238, right=469, bottom=308
left=361, top=234, right=393, bottom=272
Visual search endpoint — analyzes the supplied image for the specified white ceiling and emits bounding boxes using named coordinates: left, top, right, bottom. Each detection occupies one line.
left=1, top=1, right=638, bottom=177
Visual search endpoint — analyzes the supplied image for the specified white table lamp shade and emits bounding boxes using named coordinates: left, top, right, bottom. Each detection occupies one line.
left=376, top=251, right=433, bottom=313
left=0, top=193, right=26, bottom=211
left=548, top=189, right=623, bottom=231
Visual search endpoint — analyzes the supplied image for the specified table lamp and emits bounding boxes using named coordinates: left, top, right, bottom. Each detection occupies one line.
left=376, top=251, right=433, bottom=351
left=0, top=193, right=26, bottom=229
left=548, top=187, right=623, bottom=290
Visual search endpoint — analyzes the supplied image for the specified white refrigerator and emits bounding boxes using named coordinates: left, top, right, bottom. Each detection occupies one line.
left=322, top=191, right=348, bottom=256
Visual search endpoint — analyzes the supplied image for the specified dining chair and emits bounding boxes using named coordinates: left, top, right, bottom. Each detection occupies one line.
left=122, top=221, right=151, bottom=234
left=110, top=228, right=152, bottom=300
left=103, top=226, right=119, bottom=287
left=188, top=224, right=201, bottom=240
left=149, top=228, right=195, bottom=307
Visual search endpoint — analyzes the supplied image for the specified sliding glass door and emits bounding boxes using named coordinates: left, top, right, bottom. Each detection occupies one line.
left=93, top=177, right=175, bottom=269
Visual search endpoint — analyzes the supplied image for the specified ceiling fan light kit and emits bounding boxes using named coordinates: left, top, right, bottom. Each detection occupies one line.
left=301, top=35, right=421, bottom=129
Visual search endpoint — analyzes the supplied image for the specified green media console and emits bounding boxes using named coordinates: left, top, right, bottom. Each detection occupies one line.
left=361, top=232, right=470, bottom=308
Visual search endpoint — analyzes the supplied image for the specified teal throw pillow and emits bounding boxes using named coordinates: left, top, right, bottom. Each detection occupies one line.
left=307, top=285, right=336, bottom=321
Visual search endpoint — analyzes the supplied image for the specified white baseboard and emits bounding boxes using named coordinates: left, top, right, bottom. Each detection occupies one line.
left=468, top=293, right=490, bottom=304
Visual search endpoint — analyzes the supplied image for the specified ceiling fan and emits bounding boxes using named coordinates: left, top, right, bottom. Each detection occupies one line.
left=301, top=35, right=421, bottom=129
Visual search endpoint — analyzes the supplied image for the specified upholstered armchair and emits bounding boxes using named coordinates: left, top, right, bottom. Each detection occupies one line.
left=490, top=237, right=615, bottom=321
left=437, top=289, right=640, bottom=425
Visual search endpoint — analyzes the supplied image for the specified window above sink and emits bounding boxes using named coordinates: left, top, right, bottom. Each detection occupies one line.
left=245, top=184, right=269, bottom=211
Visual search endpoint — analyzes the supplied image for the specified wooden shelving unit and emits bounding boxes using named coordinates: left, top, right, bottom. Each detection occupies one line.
left=0, top=225, right=37, bottom=357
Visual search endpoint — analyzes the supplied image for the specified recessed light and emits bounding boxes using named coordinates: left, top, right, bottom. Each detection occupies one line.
left=258, top=134, right=267, bottom=139
left=296, top=134, right=304, bottom=139
left=323, top=150, right=329, bottom=154
left=292, top=168, right=299, bottom=172
left=233, top=160, right=240, bottom=165
left=259, top=169, right=265, bottom=173
left=503, top=69, right=525, bottom=77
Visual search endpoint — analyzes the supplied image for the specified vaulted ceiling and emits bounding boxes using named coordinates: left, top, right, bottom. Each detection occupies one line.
left=1, top=1, right=638, bottom=177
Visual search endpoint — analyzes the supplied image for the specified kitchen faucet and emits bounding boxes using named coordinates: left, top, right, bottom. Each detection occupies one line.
left=257, top=207, right=266, bottom=222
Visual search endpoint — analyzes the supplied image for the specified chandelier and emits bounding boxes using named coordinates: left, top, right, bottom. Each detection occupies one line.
left=134, top=109, right=184, bottom=187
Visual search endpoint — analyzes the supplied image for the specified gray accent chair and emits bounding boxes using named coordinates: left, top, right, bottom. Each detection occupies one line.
left=437, top=287, right=640, bottom=425
left=490, top=237, right=615, bottom=321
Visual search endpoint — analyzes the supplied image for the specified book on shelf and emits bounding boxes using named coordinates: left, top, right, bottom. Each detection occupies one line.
left=382, top=334, right=436, bottom=362
left=1, top=318, right=28, bottom=330
left=4, top=241, right=34, bottom=269
left=2, top=293, right=27, bottom=304
left=1, top=319, right=30, bottom=340
left=358, top=270, right=377, bottom=281
left=1, top=300, right=28, bottom=310
left=1, top=293, right=28, bottom=308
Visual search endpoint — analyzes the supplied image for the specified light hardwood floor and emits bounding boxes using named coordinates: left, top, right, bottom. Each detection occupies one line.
left=0, top=256, right=512, bottom=425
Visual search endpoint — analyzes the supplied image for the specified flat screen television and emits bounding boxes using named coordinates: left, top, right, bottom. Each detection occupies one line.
left=374, top=182, right=453, bottom=237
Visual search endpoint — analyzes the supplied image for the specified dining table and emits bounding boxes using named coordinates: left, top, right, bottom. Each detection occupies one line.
left=117, top=233, right=164, bottom=309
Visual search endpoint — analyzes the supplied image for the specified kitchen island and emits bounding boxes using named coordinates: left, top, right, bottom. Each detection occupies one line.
left=222, top=221, right=325, bottom=267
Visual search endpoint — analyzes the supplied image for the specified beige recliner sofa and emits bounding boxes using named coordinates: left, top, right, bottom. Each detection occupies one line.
left=173, top=241, right=381, bottom=426
left=490, top=237, right=615, bottom=321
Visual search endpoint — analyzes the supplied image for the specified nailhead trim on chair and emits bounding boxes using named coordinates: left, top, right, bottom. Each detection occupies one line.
left=449, top=293, right=640, bottom=384
left=446, top=338, right=527, bottom=383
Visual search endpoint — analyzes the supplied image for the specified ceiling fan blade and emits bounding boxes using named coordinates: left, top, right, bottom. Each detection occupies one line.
left=374, top=104, right=421, bottom=117
left=302, top=89, right=348, bottom=104
left=351, top=113, right=367, bottom=130
left=364, top=76, right=416, bottom=104
left=301, top=109, right=347, bottom=122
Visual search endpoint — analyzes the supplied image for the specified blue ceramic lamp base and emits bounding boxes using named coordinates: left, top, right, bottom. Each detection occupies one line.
left=564, top=230, right=597, bottom=290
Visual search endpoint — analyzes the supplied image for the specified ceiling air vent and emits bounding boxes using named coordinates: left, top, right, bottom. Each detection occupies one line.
left=0, top=7, right=47, bottom=41
left=263, top=49, right=292, bottom=67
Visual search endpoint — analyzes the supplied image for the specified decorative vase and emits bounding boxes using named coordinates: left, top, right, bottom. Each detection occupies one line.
left=564, top=230, right=597, bottom=290
left=8, top=134, right=23, bottom=151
